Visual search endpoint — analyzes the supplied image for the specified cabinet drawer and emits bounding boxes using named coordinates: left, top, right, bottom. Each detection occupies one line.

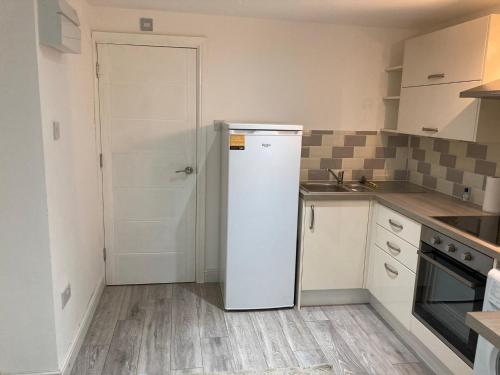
left=374, top=224, right=418, bottom=272
left=402, top=16, right=488, bottom=87
left=370, top=246, right=415, bottom=330
left=375, top=204, right=421, bottom=247
left=398, top=82, right=480, bottom=142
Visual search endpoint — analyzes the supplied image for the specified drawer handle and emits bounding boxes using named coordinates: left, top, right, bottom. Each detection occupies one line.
left=427, top=73, right=445, bottom=79
left=388, top=219, right=403, bottom=231
left=384, top=263, right=399, bottom=277
left=386, top=241, right=401, bottom=255
left=422, top=127, right=438, bottom=133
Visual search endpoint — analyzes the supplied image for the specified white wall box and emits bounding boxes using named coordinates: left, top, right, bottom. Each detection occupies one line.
left=38, top=0, right=81, bottom=54
left=296, top=199, right=370, bottom=307
left=398, top=15, right=500, bottom=142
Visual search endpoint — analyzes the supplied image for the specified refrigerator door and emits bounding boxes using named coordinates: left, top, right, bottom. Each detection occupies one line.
left=224, top=129, right=302, bottom=309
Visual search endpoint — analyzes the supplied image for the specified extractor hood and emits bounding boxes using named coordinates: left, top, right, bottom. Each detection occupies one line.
left=460, top=79, right=500, bottom=99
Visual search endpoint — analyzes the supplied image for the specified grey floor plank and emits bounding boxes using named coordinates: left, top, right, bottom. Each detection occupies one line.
left=250, top=311, right=299, bottom=368
left=119, top=285, right=150, bottom=321
left=368, top=332, right=418, bottom=365
left=70, top=345, right=108, bottom=375
left=86, top=286, right=126, bottom=346
left=224, top=310, right=268, bottom=371
left=172, top=368, right=204, bottom=375
left=293, top=349, right=328, bottom=368
left=277, top=308, right=321, bottom=352
left=146, top=283, right=173, bottom=301
left=201, top=336, right=235, bottom=373
left=346, top=305, right=393, bottom=335
left=196, top=283, right=228, bottom=338
left=393, top=363, right=434, bottom=375
left=102, top=319, right=143, bottom=375
left=341, top=330, right=399, bottom=375
left=171, top=284, right=203, bottom=370
left=308, top=321, right=367, bottom=375
left=299, top=307, right=329, bottom=322
left=137, top=298, right=172, bottom=375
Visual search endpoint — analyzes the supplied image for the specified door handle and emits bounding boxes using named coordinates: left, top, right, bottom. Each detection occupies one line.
left=422, top=127, right=438, bottom=133
left=175, top=166, right=194, bottom=175
left=309, top=205, right=315, bottom=231
left=427, top=73, right=445, bottom=79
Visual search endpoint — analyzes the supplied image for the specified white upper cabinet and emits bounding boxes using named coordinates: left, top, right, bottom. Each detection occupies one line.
left=402, top=17, right=489, bottom=88
left=398, top=81, right=480, bottom=141
left=397, top=15, right=500, bottom=142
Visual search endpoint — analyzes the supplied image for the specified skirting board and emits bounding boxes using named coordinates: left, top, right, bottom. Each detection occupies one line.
left=299, top=288, right=369, bottom=307
left=60, top=276, right=105, bottom=375
left=369, top=294, right=454, bottom=375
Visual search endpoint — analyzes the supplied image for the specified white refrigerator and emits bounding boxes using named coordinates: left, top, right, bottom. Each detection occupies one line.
left=220, top=122, right=303, bottom=310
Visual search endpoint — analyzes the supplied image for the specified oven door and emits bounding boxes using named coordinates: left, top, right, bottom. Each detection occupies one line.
left=413, top=242, right=487, bottom=367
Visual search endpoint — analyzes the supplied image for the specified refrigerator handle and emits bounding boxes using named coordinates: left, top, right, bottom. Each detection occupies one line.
left=309, top=205, right=315, bottom=231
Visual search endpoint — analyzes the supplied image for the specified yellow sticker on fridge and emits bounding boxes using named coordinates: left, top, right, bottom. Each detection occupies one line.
left=230, top=134, right=245, bottom=150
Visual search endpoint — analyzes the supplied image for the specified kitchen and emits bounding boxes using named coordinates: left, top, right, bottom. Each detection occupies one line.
left=2, top=1, right=500, bottom=375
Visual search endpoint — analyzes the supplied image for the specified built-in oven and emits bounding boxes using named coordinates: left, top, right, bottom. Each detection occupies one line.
left=413, top=226, right=494, bottom=367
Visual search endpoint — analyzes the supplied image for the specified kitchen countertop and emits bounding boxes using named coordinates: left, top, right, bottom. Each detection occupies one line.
left=300, top=184, right=500, bottom=259
left=466, top=312, right=500, bottom=349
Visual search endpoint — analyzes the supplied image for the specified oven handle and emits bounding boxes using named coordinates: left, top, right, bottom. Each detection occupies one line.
left=417, top=251, right=481, bottom=289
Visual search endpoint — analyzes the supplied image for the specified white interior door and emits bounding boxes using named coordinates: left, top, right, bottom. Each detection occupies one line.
left=97, top=43, right=197, bottom=285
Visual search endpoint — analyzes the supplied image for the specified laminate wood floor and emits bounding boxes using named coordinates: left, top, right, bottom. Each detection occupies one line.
left=72, top=283, right=434, bottom=375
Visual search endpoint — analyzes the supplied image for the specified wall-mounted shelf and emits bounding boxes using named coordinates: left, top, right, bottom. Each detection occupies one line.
left=385, top=65, right=403, bottom=73
left=382, top=64, right=403, bottom=131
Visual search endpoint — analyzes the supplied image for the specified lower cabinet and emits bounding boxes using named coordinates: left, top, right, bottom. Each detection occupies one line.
left=298, top=200, right=370, bottom=292
left=368, top=245, right=416, bottom=329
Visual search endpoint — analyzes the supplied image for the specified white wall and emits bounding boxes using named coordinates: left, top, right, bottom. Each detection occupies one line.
left=0, top=0, right=59, bottom=373
left=88, top=6, right=414, bottom=278
left=36, top=0, right=105, bottom=369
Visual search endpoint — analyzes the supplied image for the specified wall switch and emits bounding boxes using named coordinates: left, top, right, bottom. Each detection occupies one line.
left=61, top=284, right=71, bottom=310
left=53, top=121, right=60, bottom=140
left=140, top=18, right=153, bottom=31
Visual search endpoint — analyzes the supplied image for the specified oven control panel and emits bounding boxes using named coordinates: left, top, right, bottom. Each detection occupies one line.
left=421, top=226, right=494, bottom=276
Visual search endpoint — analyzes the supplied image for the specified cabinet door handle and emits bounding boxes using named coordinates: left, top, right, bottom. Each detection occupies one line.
left=386, top=241, right=401, bottom=254
left=384, top=263, right=399, bottom=277
left=388, top=219, right=403, bottom=231
left=427, top=73, right=445, bottom=79
left=309, top=205, right=315, bottom=230
left=422, top=127, right=439, bottom=133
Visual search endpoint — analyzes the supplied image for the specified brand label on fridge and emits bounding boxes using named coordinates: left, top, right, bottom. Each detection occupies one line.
left=230, top=134, right=245, bottom=150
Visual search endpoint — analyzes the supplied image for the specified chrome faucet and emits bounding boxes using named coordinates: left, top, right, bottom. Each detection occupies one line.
left=327, top=169, right=344, bottom=184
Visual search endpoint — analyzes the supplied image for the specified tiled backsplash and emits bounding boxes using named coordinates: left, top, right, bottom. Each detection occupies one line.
left=408, top=136, right=500, bottom=205
left=301, top=130, right=500, bottom=206
left=300, top=130, right=409, bottom=182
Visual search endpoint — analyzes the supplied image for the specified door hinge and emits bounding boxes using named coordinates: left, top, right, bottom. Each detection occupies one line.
left=103, top=247, right=107, bottom=261
left=96, top=62, right=100, bottom=78
left=99, top=153, right=103, bottom=168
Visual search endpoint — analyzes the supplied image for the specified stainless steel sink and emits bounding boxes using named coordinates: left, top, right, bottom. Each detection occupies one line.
left=343, top=183, right=374, bottom=192
left=300, top=182, right=350, bottom=193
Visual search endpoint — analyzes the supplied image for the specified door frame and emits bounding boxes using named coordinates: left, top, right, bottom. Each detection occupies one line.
left=91, top=32, right=207, bottom=283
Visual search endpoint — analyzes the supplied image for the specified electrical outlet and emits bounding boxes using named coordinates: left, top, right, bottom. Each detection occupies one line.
left=61, top=284, right=71, bottom=310
left=53, top=121, right=60, bottom=140
left=140, top=18, right=153, bottom=31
